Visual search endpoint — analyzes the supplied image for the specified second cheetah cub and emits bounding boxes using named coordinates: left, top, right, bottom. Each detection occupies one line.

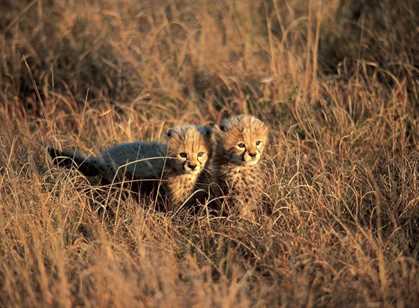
left=214, top=115, right=269, bottom=219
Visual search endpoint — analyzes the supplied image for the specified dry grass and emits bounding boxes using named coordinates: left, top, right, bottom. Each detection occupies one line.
left=0, top=0, right=418, bottom=307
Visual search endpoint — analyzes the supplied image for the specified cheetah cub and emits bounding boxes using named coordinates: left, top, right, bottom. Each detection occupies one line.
left=213, top=115, right=269, bottom=219
left=48, top=125, right=213, bottom=210
left=162, top=125, right=213, bottom=208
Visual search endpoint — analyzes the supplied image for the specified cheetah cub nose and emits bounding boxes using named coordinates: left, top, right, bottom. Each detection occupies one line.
left=187, top=163, right=197, bottom=170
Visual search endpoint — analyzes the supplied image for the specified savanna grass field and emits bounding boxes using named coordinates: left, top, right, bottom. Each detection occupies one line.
left=0, top=1, right=418, bottom=307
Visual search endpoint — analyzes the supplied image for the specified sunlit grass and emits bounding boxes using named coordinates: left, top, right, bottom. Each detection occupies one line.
left=0, top=1, right=418, bottom=306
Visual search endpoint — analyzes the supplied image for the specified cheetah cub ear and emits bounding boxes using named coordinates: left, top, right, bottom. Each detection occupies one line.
left=166, top=127, right=178, bottom=138
left=208, top=123, right=224, bottom=139
left=197, top=125, right=212, bottom=138
left=219, top=123, right=228, bottom=132
left=165, top=126, right=212, bottom=139
left=216, top=117, right=235, bottom=133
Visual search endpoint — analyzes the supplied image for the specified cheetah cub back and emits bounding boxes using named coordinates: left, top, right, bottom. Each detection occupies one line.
left=214, top=115, right=269, bottom=219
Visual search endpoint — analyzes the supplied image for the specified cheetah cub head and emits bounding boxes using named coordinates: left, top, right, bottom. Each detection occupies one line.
left=165, top=125, right=213, bottom=174
left=216, top=115, right=269, bottom=166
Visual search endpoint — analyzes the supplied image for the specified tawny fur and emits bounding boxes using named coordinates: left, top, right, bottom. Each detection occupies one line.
left=213, top=115, right=269, bottom=219
left=48, top=125, right=213, bottom=209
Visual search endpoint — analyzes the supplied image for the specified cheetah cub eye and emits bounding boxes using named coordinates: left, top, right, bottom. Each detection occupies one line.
left=237, top=142, right=246, bottom=149
left=178, top=152, right=187, bottom=159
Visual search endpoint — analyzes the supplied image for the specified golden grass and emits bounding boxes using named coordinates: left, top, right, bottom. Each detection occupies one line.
left=0, top=1, right=418, bottom=306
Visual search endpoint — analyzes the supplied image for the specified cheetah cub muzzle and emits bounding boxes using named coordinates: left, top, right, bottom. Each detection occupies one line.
left=214, top=115, right=269, bottom=219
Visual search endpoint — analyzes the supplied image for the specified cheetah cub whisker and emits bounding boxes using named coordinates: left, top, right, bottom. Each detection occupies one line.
left=213, top=114, right=269, bottom=219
